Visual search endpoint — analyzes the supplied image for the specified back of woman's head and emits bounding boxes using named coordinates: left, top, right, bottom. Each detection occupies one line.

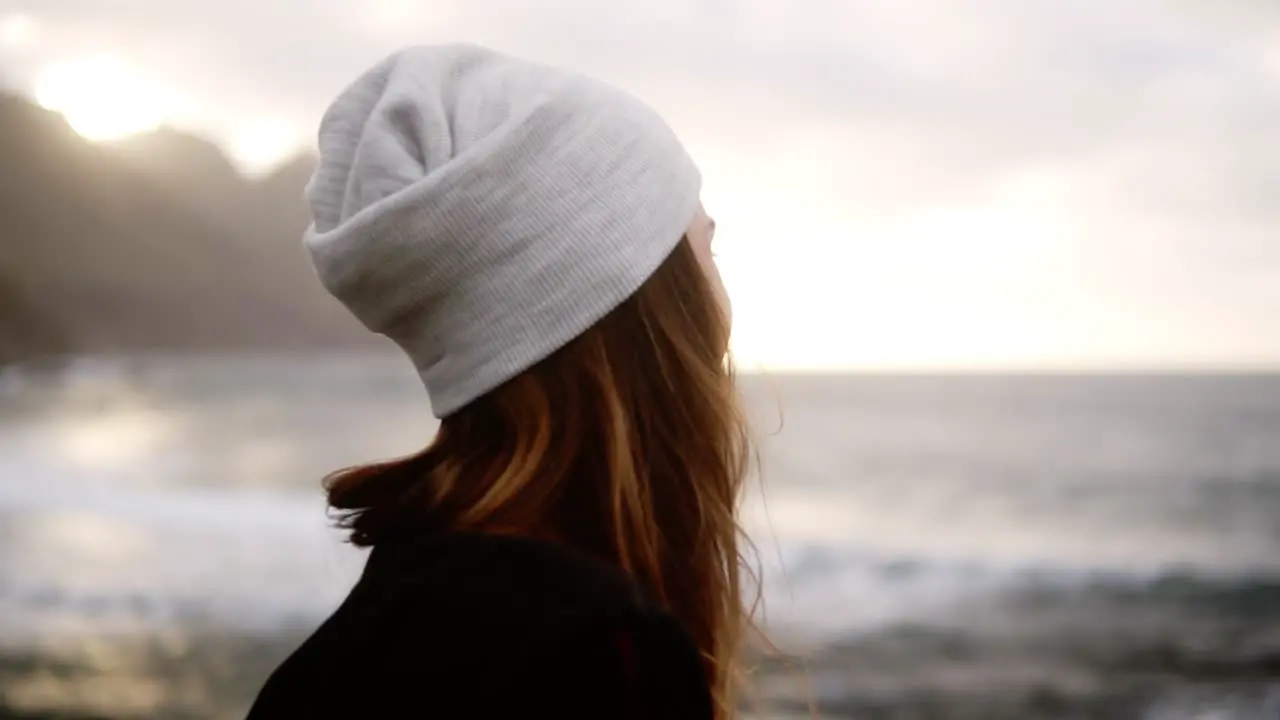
left=302, top=45, right=757, bottom=717
left=326, top=237, right=753, bottom=715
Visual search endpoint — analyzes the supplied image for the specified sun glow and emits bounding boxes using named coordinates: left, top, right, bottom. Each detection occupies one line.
left=228, top=118, right=304, bottom=177
left=34, top=55, right=167, bottom=141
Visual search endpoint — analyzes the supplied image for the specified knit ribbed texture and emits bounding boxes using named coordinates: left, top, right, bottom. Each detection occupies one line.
left=304, top=45, right=702, bottom=417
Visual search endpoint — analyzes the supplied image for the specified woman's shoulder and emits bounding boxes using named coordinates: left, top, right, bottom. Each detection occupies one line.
left=249, top=531, right=712, bottom=717
left=347, top=530, right=702, bottom=687
left=286, top=531, right=713, bottom=716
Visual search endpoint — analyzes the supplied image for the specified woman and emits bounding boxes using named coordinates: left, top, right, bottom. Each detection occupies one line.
left=248, top=44, right=755, bottom=719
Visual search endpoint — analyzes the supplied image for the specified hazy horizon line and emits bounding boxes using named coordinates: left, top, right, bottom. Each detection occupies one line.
left=5, top=351, right=1277, bottom=377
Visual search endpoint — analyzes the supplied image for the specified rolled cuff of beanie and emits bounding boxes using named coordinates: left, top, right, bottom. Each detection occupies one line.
left=305, top=140, right=702, bottom=418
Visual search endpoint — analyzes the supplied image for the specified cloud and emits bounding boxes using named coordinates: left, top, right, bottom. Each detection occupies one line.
left=3, top=0, right=1277, bottom=367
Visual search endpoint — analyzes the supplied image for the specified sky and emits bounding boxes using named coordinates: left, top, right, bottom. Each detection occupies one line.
left=0, top=0, right=1276, bottom=370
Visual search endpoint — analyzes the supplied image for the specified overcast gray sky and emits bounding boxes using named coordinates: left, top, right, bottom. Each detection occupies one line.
left=1, top=0, right=1276, bottom=369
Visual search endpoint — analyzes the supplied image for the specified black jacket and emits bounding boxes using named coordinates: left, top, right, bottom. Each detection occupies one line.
left=246, top=531, right=714, bottom=718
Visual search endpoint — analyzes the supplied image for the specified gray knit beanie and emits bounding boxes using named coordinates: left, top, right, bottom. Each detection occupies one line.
left=304, top=44, right=702, bottom=418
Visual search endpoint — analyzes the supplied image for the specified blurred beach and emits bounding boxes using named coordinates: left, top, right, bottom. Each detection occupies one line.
left=1, top=356, right=1278, bottom=719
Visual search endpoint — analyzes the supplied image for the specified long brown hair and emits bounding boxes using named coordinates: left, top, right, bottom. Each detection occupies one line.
left=324, top=237, right=757, bottom=716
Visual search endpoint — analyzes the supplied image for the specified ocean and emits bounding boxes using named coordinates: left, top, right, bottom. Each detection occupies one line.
left=1, top=356, right=1278, bottom=719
